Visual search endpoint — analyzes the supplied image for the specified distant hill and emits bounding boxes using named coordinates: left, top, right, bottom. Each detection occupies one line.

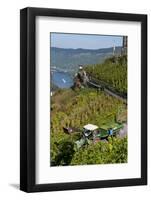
left=50, top=47, right=122, bottom=74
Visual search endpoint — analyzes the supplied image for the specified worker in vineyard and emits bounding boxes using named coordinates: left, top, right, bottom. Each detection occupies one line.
left=108, top=128, right=113, bottom=136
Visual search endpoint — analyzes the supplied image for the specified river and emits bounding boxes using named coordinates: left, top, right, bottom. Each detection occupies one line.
left=52, top=71, right=73, bottom=88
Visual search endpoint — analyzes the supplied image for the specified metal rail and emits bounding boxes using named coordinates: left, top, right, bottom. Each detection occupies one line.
left=87, top=79, right=127, bottom=104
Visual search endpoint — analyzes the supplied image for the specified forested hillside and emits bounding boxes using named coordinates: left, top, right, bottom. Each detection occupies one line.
left=50, top=47, right=122, bottom=73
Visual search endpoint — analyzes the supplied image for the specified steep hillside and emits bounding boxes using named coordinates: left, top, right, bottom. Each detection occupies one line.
left=50, top=88, right=127, bottom=166
left=85, top=55, right=127, bottom=94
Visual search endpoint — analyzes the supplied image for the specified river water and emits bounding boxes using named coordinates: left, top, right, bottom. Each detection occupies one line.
left=52, top=71, right=73, bottom=88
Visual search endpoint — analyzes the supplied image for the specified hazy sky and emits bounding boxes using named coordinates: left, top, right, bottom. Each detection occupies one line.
left=50, top=33, right=123, bottom=49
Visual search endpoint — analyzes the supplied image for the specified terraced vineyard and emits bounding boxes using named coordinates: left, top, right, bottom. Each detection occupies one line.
left=50, top=88, right=127, bottom=166
left=50, top=55, right=128, bottom=166
left=85, top=55, right=127, bottom=94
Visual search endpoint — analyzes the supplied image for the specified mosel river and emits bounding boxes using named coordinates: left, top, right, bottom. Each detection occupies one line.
left=52, top=71, right=73, bottom=88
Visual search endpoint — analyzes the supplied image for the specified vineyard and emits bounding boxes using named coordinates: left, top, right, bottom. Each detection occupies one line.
left=50, top=88, right=127, bottom=166
left=50, top=55, right=127, bottom=166
left=85, top=55, right=127, bottom=94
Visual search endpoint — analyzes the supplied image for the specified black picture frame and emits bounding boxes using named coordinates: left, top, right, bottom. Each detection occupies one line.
left=20, top=7, right=147, bottom=192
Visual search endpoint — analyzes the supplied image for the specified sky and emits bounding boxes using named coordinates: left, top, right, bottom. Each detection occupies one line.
left=50, top=33, right=123, bottom=49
